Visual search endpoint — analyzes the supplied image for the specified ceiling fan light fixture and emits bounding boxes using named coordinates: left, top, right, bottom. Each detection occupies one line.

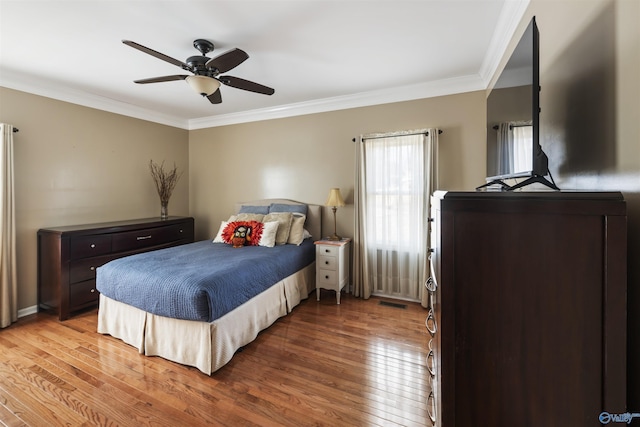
left=124, top=39, right=274, bottom=102
left=186, top=75, right=220, bottom=96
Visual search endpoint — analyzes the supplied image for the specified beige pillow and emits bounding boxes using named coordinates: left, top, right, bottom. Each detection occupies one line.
left=228, top=213, right=265, bottom=222
left=287, top=214, right=306, bottom=245
left=262, top=212, right=293, bottom=245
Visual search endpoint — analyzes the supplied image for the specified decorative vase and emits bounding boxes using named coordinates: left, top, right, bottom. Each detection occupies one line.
left=160, top=200, right=169, bottom=220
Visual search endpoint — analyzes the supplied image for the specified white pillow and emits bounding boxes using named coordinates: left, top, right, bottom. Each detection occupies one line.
left=303, top=228, right=312, bottom=240
left=258, top=221, right=279, bottom=247
left=213, top=221, right=228, bottom=243
left=287, top=214, right=306, bottom=245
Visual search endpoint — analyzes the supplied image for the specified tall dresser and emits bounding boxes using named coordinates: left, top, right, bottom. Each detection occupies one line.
left=427, top=191, right=626, bottom=427
left=38, top=216, right=194, bottom=320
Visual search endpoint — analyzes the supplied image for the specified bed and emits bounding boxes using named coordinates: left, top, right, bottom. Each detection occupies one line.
left=96, top=199, right=321, bottom=374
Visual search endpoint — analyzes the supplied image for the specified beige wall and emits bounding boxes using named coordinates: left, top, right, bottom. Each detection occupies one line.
left=0, top=87, right=189, bottom=310
left=188, top=91, right=486, bottom=241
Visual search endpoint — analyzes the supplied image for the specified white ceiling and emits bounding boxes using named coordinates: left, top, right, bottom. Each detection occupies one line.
left=0, top=0, right=528, bottom=129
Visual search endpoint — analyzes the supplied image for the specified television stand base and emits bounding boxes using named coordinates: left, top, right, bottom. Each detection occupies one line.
left=509, top=174, right=559, bottom=191
left=476, top=179, right=513, bottom=191
left=476, top=173, right=559, bottom=192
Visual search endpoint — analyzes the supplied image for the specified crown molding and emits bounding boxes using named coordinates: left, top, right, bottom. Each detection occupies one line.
left=479, top=0, right=530, bottom=89
left=2, top=70, right=485, bottom=130
left=0, top=70, right=188, bottom=129
left=188, top=74, right=486, bottom=129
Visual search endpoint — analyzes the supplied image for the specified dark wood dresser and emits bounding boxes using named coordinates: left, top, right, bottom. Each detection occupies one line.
left=427, top=191, right=626, bottom=427
left=38, top=216, right=194, bottom=320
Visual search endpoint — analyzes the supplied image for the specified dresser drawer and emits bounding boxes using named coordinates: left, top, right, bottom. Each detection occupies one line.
left=70, top=234, right=112, bottom=259
left=112, top=223, right=186, bottom=253
left=69, top=279, right=99, bottom=308
left=317, top=255, right=338, bottom=271
left=69, top=254, right=118, bottom=284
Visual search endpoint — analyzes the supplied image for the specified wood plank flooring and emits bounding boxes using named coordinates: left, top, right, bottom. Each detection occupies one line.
left=0, top=292, right=430, bottom=427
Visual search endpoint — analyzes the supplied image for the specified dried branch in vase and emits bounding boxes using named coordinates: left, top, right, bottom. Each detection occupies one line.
left=149, top=160, right=182, bottom=203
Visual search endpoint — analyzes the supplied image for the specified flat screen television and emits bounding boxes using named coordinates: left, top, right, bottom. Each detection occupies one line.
left=479, top=16, right=558, bottom=191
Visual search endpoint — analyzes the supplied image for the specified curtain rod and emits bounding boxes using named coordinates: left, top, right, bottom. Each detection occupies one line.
left=352, top=129, right=442, bottom=142
left=492, top=124, right=530, bottom=130
left=13, top=128, right=19, bottom=133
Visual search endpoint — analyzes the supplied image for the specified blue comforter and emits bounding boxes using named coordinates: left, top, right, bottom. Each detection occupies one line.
left=96, top=239, right=316, bottom=322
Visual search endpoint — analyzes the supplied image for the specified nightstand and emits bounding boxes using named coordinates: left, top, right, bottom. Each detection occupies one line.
left=314, top=238, right=351, bottom=304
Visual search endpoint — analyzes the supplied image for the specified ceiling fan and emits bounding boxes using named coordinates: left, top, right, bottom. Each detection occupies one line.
left=123, top=38, right=275, bottom=104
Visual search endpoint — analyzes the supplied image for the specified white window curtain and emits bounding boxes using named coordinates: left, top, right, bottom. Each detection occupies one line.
left=0, top=124, right=17, bottom=328
left=353, top=128, right=439, bottom=307
left=497, top=121, right=532, bottom=175
left=513, top=124, right=533, bottom=172
left=497, top=122, right=515, bottom=175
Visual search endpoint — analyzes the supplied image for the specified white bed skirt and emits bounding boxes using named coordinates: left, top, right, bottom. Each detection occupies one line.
left=97, top=261, right=316, bottom=375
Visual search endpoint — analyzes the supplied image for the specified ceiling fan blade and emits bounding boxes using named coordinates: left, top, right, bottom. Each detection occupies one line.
left=207, top=89, right=222, bottom=104
left=123, top=40, right=190, bottom=71
left=205, top=48, right=249, bottom=73
left=220, top=76, right=275, bottom=95
left=134, top=75, right=189, bottom=84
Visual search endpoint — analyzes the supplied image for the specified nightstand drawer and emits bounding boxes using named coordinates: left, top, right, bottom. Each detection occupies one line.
left=317, top=270, right=338, bottom=285
left=318, top=255, right=338, bottom=271
left=317, top=245, right=339, bottom=256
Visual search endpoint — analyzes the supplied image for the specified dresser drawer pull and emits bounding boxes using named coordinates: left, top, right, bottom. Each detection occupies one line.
left=136, top=235, right=152, bottom=240
left=425, top=276, right=437, bottom=293
left=90, top=244, right=96, bottom=248
left=90, top=266, right=95, bottom=271
left=427, top=390, right=436, bottom=424
left=90, top=288, right=96, bottom=293
left=427, top=349, right=435, bottom=377
left=325, top=275, right=329, bottom=279
left=325, top=261, right=329, bottom=265
left=426, top=310, right=437, bottom=336
left=325, top=249, right=330, bottom=253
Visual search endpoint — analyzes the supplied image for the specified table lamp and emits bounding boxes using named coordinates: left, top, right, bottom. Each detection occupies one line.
left=325, top=188, right=345, bottom=241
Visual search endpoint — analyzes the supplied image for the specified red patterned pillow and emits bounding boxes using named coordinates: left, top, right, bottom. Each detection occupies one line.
left=222, top=221, right=264, bottom=247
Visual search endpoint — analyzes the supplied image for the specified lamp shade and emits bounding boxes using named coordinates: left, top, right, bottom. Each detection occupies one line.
left=186, top=75, right=221, bottom=96
left=325, top=188, right=345, bottom=207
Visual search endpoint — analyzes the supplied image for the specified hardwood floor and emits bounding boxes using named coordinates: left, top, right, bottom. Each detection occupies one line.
left=0, top=292, right=430, bottom=427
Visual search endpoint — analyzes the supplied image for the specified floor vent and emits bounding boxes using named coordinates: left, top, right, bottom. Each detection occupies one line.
left=379, top=301, right=407, bottom=309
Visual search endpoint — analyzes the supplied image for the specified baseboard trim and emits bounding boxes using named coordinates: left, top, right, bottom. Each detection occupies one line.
left=18, top=305, right=38, bottom=318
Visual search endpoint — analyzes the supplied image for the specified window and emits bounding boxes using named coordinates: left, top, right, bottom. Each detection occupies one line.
left=355, top=130, right=437, bottom=302
left=365, top=135, right=425, bottom=252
